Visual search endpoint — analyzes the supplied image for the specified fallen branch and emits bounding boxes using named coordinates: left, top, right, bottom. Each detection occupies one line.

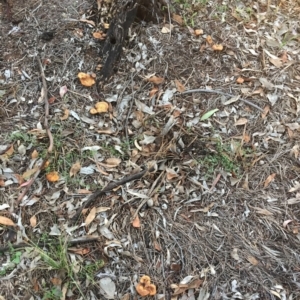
left=180, top=89, right=263, bottom=112
left=72, top=166, right=154, bottom=222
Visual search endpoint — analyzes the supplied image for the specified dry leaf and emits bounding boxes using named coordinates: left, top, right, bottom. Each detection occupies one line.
left=261, top=105, right=270, bottom=119
left=68, top=247, right=90, bottom=255
left=161, top=26, right=170, bottom=33
left=22, top=167, right=39, bottom=180
left=0, top=216, right=16, bottom=226
left=236, top=77, right=244, bottom=84
left=132, top=215, right=141, bottom=228
left=48, top=96, right=56, bottom=104
left=78, top=72, right=96, bottom=87
left=175, top=79, right=185, bottom=93
left=60, top=109, right=70, bottom=120
left=59, top=85, right=68, bottom=98
left=211, top=44, right=223, bottom=51
left=148, top=76, right=164, bottom=85
left=106, top=157, right=121, bottom=167
left=172, top=14, right=183, bottom=25
left=254, top=207, right=273, bottom=216
left=247, top=256, right=259, bottom=265
left=153, top=240, right=162, bottom=251
left=234, top=118, right=248, bottom=126
left=149, top=87, right=158, bottom=97
left=46, top=171, right=59, bottom=182
left=70, top=161, right=81, bottom=177
left=85, top=207, right=96, bottom=226
left=243, top=134, right=251, bottom=143
left=269, top=58, right=282, bottom=68
left=206, top=35, right=213, bottom=44
left=30, top=215, right=37, bottom=227
left=79, top=19, right=95, bottom=27
left=264, top=173, right=276, bottom=188
left=31, top=149, right=39, bottom=159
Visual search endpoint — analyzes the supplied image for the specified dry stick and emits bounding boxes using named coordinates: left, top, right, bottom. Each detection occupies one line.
left=180, top=89, right=264, bottom=112
left=16, top=57, right=53, bottom=204
left=72, top=166, right=154, bottom=222
left=0, top=236, right=101, bottom=253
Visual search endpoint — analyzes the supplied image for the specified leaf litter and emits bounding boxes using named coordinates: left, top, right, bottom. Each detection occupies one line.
left=1, top=0, right=300, bottom=299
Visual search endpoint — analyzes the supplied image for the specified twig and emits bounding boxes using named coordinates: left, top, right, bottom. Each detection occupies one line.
left=0, top=236, right=101, bottom=253
left=16, top=57, right=53, bottom=205
left=37, top=57, right=53, bottom=153
left=72, top=166, right=154, bottom=222
left=180, top=89, right=263, bottom=112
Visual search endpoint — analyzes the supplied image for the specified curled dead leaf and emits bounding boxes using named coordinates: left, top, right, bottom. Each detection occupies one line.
left=148, top=76, right=164, bottom=85
left=175, top=79, right=185, bottom=93
left=78, top=72, right=96, bottom=87
left=60, top=109, right=70, bottom=120
left=172, top=14, right=183, bottom=25
left=264, top=173, right=276, bottom=188
left=234, top=118, right=248, bottom=126
left=70, top=161, right=81, bottom=177
left=30, top=215, right=37, bottom=227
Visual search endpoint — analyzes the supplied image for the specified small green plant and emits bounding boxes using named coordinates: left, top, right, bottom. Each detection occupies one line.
left=198, top=139, right=240, bottom=177
left=79, top=260, right=105, bottom=282
left=0, top=247, right=22, bottom=276
left=9, top=131, right=36, bottom=144
left=42, top=287, right=62, bottom=300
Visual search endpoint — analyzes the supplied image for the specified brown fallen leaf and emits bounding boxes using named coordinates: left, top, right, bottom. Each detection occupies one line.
left=30, top=215, right=37, bottom=227
left=0, top=216, right=16, bottom=226
left=60, top=109, right=70, bottom=121
left=70, top=161, right=81, bottom=177
left=247, top=255, right=259, bottom=265
left=149, top=87, right=158, bottom=97
left=31, top=149, right=39, bottom=159
left=264, top=173, right=276, bottom=188
left=68, top=247, right=90, bottom=255
left=175, top=79, right=185, bottom=93
left=253, top=207, right=273, bottom=216
left=234, top=118, right=248, bottom=126
left=132, top=215, right=141, bottom=228
left=85, top=207, right=96, bottom=226
left=172, top=14, right=183, bottom=25
left=261, top=105, right=270, bottom=119
left=148, top=76, right=164, bottom=85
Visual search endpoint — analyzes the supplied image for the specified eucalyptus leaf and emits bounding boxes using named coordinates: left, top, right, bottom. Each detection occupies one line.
left=200, top=109, right=219, bottom=121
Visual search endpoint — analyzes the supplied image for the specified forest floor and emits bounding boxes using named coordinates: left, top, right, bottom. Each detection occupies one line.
left=1, top=0, right=300, bottom=299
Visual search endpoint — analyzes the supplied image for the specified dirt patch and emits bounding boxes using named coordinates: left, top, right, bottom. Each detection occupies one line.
left=1, top=0, right=300, bottom=299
